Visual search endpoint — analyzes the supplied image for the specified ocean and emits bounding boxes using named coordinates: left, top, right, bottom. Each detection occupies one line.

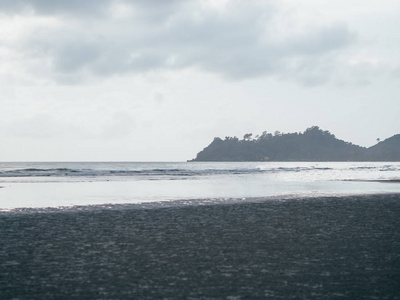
left=1, top=161, right=400, bottom=210
left=1, top=162, right=400, bottom=298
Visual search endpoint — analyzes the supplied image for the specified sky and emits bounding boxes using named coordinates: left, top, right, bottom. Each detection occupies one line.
left=0, top=0, right=399, bottom=161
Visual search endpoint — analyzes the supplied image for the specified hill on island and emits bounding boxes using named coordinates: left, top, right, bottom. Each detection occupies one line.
left=366, top=134, right=400, bottom=161
left=190, top=126, right=400, bottom=162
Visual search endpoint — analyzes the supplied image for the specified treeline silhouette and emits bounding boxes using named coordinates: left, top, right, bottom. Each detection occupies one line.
left=190, top=126, right=400, bottom=161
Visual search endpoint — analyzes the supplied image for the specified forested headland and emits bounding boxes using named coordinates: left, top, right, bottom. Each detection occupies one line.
left=190, top=126, right=400, bottom=162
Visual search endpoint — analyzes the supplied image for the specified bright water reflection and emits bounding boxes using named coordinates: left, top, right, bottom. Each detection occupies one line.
left=1, top=170, right=400, bottom=209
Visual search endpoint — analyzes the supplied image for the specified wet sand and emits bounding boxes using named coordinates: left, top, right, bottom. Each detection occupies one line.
left=343, top=179, right=400, bottom=183
left=1, top=194, right=400, bottom=299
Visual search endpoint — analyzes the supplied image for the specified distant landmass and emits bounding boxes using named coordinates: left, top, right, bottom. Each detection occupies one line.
left=190, top=126, right=400, bottom=162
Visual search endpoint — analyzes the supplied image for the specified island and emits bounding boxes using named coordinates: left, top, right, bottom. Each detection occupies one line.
left=190, top=126, right=400, bottom=162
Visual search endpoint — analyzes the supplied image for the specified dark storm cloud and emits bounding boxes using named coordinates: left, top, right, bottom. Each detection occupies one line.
left=4, top=0, right=357, bottom=84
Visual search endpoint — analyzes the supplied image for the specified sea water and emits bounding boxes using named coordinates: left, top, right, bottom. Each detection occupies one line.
left=2, top=162, right=400, bottom=299
left=1, top=161, right=400, bottom=209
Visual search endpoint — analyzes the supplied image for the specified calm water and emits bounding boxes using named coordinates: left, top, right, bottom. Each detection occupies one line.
left=1, top=161, right=400, bottom=209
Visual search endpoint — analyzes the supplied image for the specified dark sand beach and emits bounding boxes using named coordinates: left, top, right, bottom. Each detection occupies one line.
left=1, top=194, right=400, bottom=299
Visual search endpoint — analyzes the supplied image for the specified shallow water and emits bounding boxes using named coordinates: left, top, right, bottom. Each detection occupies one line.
left=1, top=162, right=400, bottom=209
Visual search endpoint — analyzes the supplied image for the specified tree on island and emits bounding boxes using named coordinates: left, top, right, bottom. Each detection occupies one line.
left=243, top=133, right=253, bottom=141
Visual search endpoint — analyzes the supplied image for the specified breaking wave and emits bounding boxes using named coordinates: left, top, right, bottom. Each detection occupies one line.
left=0, top=166, right=337, bottom=178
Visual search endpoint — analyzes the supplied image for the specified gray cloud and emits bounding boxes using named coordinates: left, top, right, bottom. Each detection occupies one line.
left=53, top=42, right=102, bottom=73
left=0, top=0, right=183, bottom=19
left=282, top=24, right=356, bottom=56
left=4, top=0, right=359, bottom=84
left=0, top=0, right=112, bottom=16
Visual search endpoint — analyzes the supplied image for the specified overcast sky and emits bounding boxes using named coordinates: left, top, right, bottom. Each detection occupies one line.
left=1, top=0, right=399, bottom=161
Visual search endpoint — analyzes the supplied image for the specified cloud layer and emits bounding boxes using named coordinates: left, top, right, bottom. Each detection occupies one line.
left=1, top=0, right=399, bottom=161
left=0, top=0, right=368, bottom=85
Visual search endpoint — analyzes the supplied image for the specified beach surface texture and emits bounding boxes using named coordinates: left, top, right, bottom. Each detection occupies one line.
left=1, top=194, right=399, bottom=299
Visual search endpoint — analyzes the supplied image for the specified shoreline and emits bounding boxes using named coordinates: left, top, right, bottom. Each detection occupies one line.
left=1, top=193, right=400, bottom=298
left=342, top=179, right=400, bottom=183
left=2, top=191, right=400, bottom=214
